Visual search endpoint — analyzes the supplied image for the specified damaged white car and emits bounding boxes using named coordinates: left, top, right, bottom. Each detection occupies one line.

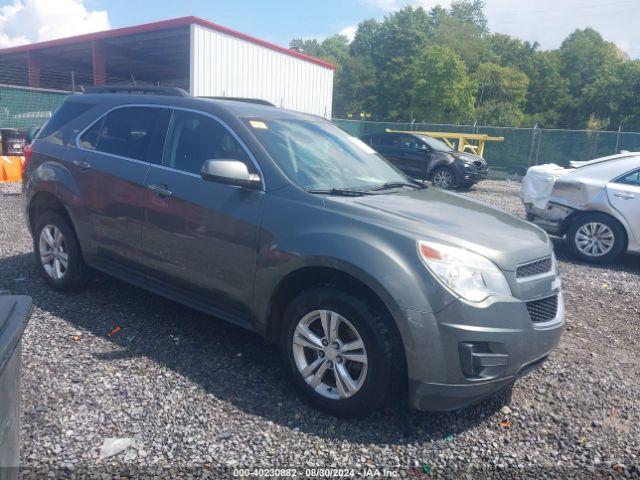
left=522, top=152, right=640, bottom=264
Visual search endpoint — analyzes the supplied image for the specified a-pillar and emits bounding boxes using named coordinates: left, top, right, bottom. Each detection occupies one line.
left=92, top=40, right=106, bottom=86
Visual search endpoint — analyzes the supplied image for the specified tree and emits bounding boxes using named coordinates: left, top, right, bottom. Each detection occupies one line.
left=475, top=63, right=529, bottom=125
left=409, top=45, right=476, bottom=123
left=486, top=33, right=537, bottom=71
left=518, top=51, right=570, bottom=127
left=449, top=0, right=488, bottom=35
left=370, top=6, right=432, bottom=120
left=584, top=60, right=640, bottom=130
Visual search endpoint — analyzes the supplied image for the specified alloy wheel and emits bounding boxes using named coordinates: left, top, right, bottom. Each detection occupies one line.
left=39, top=224, right=69, bottom=280
left=575, top=222, right=615, bottom=257
left=291, top=309, right=368, bottom=400
left=432, top=169, right=454, bottom=189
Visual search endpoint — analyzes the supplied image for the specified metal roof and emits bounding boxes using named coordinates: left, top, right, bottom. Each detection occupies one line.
left=0, top=16, right=336, bottom=71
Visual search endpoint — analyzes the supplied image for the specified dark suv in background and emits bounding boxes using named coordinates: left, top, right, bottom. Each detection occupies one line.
left=23, top=87, right=562, bottom=416
left=361, top=132, right=488, bottom=190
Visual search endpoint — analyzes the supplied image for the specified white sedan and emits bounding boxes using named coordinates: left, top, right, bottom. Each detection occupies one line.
left=522, top=152, right=640, bottom=264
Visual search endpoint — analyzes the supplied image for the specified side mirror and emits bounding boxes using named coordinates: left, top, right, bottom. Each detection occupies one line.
left=200, top=159, right=262, bottom=190
left=417, top=144, right=429, bottom=151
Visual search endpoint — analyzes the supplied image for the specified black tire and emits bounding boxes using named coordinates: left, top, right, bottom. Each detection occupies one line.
left=566, top=212, right=626, bottom=264
left=430, top=166, right=457, bottom=190
left=33, top=210, right=89, bottom=292
left=280, top=286, right=403, bottom=416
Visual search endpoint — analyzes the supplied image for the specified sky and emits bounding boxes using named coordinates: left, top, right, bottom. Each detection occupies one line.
left=0, top=0, right=638, bottom=58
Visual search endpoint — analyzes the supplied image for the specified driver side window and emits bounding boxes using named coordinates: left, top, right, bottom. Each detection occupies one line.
left=163, top=110, right=250, bottom=175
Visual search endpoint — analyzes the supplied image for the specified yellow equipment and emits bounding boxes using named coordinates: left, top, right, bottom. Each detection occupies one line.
left=386, top=130, right=504, bottom=158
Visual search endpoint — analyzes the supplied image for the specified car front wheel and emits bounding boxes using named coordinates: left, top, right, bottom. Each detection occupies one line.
left=431, top=166, right=456, bottom=189
left=281, top=286, right=402, bottom=416
left=566, top=212, right=626, bottom=264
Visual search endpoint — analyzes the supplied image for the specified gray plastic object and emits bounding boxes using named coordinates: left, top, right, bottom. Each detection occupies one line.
left=0, top=296, right=32, bottom=480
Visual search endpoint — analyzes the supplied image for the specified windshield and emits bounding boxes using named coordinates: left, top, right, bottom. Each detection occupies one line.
left=247, top=119, right=408, bottom=191
left=418, top=135, right=455, bottom=152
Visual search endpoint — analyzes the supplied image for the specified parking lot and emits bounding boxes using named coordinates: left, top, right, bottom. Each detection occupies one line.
left=1, top=179, right=638, bottom=479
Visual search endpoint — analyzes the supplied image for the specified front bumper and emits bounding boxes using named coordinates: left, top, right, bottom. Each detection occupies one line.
left=402, top=291, right=564, bottom=411
left=454, top=162, right=489, bottom=185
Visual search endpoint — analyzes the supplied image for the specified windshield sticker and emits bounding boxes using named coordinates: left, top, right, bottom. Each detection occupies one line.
left=250, top=120, right=268, bottom=130
left=348, top=136, right=377, bottom=154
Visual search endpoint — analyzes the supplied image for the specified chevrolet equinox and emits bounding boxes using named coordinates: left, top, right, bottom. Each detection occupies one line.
left=23, top=87, right=564, bottom=416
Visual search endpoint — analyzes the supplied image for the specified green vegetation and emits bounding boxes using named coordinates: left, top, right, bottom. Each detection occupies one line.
left=290, top=1, right=639, bottom=131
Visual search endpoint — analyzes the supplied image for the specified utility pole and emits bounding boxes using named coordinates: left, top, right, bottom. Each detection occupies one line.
left=71, top=71, right=75, bottom=92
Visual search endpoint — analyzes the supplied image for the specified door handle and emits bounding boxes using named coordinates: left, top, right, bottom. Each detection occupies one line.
left=147, top=184, right=172, bottom=198
left=614, top=192, right=635, bottom=200
left=72, top=159, right=91, bottom=171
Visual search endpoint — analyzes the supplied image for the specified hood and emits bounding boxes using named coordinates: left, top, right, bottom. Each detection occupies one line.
left=329, top=188, right=550, bottom=271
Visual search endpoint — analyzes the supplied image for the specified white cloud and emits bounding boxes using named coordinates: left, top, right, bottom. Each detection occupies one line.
left=0, top=0, right=110, bottom=48
left=339, top=25, right=358, bottom=42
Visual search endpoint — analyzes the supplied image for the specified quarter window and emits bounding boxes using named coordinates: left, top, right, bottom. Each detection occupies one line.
left=163, top=110, right=250, bottom=175
left=616, top=169, right=640, bottom=186
left=79, top=107, right=168, bottom=162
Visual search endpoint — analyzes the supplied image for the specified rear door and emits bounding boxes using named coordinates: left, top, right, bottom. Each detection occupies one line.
left=375, top=134, right=404, bottom=168
left=607, top=168, right=640, bottom=244
left=140, top=109, right=264, bottom=321
left=69, top=105, right=171, bottom=266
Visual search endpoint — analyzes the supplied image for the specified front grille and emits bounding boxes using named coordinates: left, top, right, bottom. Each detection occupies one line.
left=526, top=295, right=558, bottom=323
left=516, top=256, right=552, bottom=279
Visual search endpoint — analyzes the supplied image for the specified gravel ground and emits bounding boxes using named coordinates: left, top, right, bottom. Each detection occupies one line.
left=0, top=179, right=638, bottom=479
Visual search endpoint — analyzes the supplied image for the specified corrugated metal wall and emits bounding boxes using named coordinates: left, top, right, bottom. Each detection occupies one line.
left=190, top=24, right=334, bottom=118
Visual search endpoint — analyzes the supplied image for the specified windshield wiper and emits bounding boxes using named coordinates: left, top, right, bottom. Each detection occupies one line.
left=369, top=181, right=427, bottom=192
left=307, top=188, right=369, bottom=196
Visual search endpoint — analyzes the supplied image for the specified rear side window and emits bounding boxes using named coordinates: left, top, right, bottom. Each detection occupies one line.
left=380, top=134, right=400, bottom=147
left=80, top=107, right=169, bottom=162
left=38, top=100, right=94, bottom=139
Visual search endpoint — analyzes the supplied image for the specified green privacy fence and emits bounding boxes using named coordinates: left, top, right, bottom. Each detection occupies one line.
left=2, top=87, right=639, bottom=170
left=0, top=85, right=68, bottom=132
left=333, top=119, right=640, bottom=173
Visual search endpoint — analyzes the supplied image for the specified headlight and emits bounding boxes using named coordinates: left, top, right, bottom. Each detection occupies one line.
left=417, top=240, right=512, bottom=302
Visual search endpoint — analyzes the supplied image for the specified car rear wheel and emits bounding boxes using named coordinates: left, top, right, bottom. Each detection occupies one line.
left=431, top=166, right=456, bottom=189
left=281, top=286, right=402, bottom=416
left=566, top=212, right=626, bottom=264
left=33, top=211, right=89, bottom=291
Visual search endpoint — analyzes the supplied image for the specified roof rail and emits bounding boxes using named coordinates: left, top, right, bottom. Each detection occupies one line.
left=200, top=96, right=275, bottom=106
left=84, top=86, right=189, bottom=97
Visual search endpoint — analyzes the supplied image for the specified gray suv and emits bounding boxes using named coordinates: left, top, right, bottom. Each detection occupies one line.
left=23, top=87, right=564, bottom=416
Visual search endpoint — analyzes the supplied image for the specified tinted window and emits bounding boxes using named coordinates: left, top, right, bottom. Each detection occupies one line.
left=38, top=100, right=94, bottom=138
left=380, top=134, right=400, bottom=147
left=616, top=169, right=640, bottom=186
left=164, top=110, right=250, bottom=175
left=401, top=135, right=423, bottom=150
left=80, top=107, right=168, bottom=162
left=80, top=117, right=103, bottom=149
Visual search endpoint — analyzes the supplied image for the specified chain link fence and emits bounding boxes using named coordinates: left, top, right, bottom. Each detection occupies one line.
left=334, top=119, right=640, bottom=175
left=0, top=85, right=68, bottom=134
